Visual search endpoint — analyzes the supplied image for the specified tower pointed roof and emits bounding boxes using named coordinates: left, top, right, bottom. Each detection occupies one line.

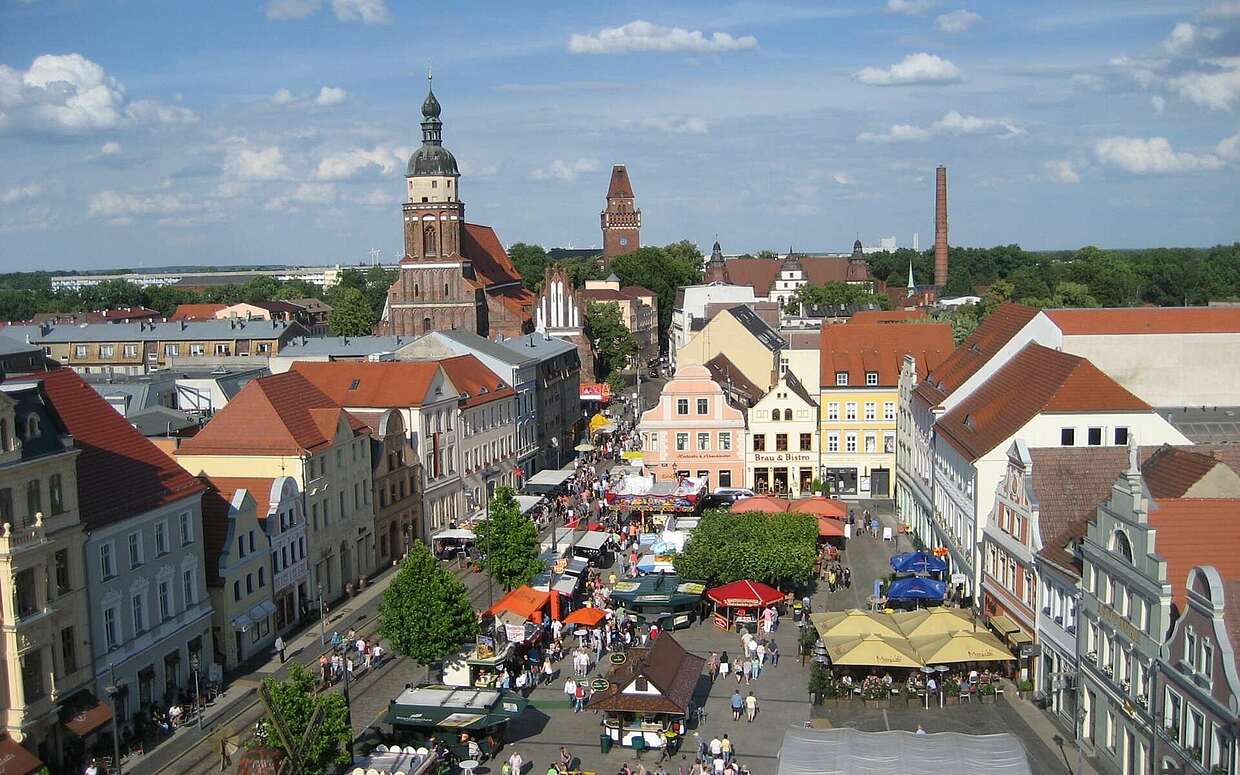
left=407, top=71, right=458, bottom=177
left=907, top=257, right=916, bottom=292
left=709, top=240, right=724, bottom=264
left=607, top=165, right=635, bottom=198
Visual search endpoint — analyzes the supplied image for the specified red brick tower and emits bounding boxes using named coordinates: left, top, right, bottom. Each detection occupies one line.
left=934, top=165, right=948, bottom=287
left=600, top=165, right=640, bottom=265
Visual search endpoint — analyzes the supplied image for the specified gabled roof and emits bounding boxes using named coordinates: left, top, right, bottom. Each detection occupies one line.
left=437, top=354, right=514, bottom=408
left=9, top=368, right=204, bottom=530
left=1045, top=307, right=1240, bottom=335
left=463, top=223, right=523, bottom=291
left=196, top=476, right=279, bottom=521
left=1141, top=445, right=1240, bottom=498
left=820, top=322, right=953, bottom=388
left=587, top=634, right=704, bottom=715
left=850, top=309, right=928, bottom=324
left=169, top=303, right=228, bottom=321
left=606, top=164, right=635, bottom=199
left=1149, top=499, right=1240, bottom=610
left=937, top=343, right=1150, bottom=462
left=178, top=371, right=368, bottom=456
left=289, top=360, right=444, bottom=408
left=914, top=303, right=1040, bottom=407
left=1029, top=446, right=1133, bottom=575
left=704, top=352, right=764, bottom=406
left=199, top=477, right=248, bottom=586
left=726, top=305, right=786, bottom=351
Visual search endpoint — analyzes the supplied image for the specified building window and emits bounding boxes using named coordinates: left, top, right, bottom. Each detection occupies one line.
left=1088, top=427, right=1102, bottom=446
left=775, top=434, right=788, bottom=452
left=696, top=398, right=708, bottom=414
left=846, top=433, right=857, bottom=453
left=165, top=344, right=179, bottom=357
left=1061, top=428, right=1075, bottom=446
left=123, top=344, right=138, bottom=358
left=246, top=574, right=254, bottom=595
left=128, top=532, right=143, bottom=568
left=103, top=606, right=119, bottom=650
left=424, top=225, right=437, bottom=256
left=864, top=402, right=876, bottom=421
left=719, top=432, right=731, bottom=451
left=883, top=432, right=895, bottom=454
left=865, top=372, right=878, bottom=386
left=828, top=433, right=839, bottom=453
left=233, top=580, right=241, bottom=602
left=131, top=592, right=146, bottom=633
left=49, top=474, right=64, bottom=514
left=100, top=344, right=115, bottom=358
left=1201, top=638, right=1213, bottom=679
left=827, top=402, right=839, bottom=421
left=864, top=433, right=877, bottom=453
left=836, top=372, right=848, bottom=386
left=25, top=479, right=40, bottom=522
left=883, top=402, right=895, bottom=421
left=55, top=549, right=70, bottom=595
left=845, top=403, right=857, bottom=421
left=180, top=512, right=193, bottom=544
left=61, top=626, right=77, bottom=672
left=676, top=433, right=688, bottom=451
left=799, top=433, right=812, bottom=451
left=100, top=542, right=116, bottom=579
left=155, top=521, right=168, bottom=556
left=75, top=345, right=88, bottom=359
left=676, top=399, right=688, bottom=415
left=753, top=434, right=765, bottom=452
left=697, top=433, right=709, bottom=451
left=159, top=581, right=171, bottom=621
left=1114, top=427, right=1129, bottom=445
left=183, top=569, right=196, bottom=606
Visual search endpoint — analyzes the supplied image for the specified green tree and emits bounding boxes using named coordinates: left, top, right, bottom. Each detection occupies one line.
left=584, top=301, right=637, bottom=381
left=258, top=664, right=352, bottom=771
left=756, top=250, right=778, bottom=260
left=475, top=486, right=543, bottom=591
left=277, top=279, right=323, bottom=301
left=609, top=243, right=703, bottom=347
left=783, top=281, right=889, bottom=314
left=508, top=243, right=550, bottom=291
left=327, top=287, right=377, bottom=336
left=362, top=266, right=396, bottom=320
left=240, top=276, right=282, bottom=304
left=943, top=267, right=977, bottom=297
left=673, top=510, right=818, bottom=587
left=334, top=268, right=368, bottom=292
left=379, top=542, right=479, bottom=664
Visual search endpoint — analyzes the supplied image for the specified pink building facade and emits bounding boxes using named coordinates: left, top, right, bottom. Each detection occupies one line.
left=638, top=364, right=747, bottom=490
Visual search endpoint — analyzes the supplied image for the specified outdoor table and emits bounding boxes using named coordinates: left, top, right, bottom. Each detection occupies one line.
left=459, top=759, right=480, bottom=775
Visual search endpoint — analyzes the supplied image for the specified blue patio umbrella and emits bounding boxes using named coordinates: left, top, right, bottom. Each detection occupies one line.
left=886, top=576, right=947, bottom=601
left=889, top=551, right=947, bottom=575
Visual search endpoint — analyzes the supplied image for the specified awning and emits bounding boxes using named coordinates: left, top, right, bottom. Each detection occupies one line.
left=988, top=613, right=1020, bottom=636
left=515, top=495, right=544, bottom=515
left=64, top=699, right=113, bottom=738
left=1008, top=629, right=1033, bottom=646
left=432, top=528, right=476, bottom=541
left=232, top=612, right=253, bottom=631
left=250, top=600, right=277, bottom=622
left=0, top=735, right=47, bottom=775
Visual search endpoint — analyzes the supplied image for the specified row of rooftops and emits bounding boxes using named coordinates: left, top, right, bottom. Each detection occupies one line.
left=1, top=317, right=303, bottom=343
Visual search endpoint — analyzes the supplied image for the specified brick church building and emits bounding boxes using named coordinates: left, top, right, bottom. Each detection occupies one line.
left=380, top=77, right=534, bottom=338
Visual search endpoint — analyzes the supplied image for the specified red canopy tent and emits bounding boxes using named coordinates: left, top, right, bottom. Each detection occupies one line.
left=816, top=516, right=846, bottom=538
left=730, top=495, right=791, bottom=514
left=706, top=580, right=784, bottom=630
left=792, top=496, right=847, bottom=519
left=563, top=607, right=607, bottom=627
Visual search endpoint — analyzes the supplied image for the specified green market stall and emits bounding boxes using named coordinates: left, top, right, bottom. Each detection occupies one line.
left=608, top=575, right=706, bottom=629
left=385, top=685, right=529, bottom=759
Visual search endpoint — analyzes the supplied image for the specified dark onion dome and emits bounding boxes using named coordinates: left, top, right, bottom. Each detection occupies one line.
left=421, top=88, right=441, bottom=119
left=407, top=78, right=459, bottom=177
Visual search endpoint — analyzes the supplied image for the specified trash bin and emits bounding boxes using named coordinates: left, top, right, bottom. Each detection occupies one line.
left=600, top=733, right=612, bottom=754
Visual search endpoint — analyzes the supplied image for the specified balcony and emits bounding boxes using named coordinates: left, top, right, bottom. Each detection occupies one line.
left=0, top=518, right=47, bottom=555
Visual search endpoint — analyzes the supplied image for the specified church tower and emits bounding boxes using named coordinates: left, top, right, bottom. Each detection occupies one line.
left=386, top=73, right=484, bottom=336
left=704, top=239, right=727, bottom=283
left=600, top=164, right=640, bottom=264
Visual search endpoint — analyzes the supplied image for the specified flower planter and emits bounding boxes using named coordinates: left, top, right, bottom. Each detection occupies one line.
left=945, top=695, right=959, bottom=705
left=980, top=693, right=996, bottom=704
left=863, top=698, right=889, bottom=709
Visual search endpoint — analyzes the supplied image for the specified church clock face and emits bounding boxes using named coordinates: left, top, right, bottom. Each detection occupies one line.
left=618, top=237, right=629, bottom=247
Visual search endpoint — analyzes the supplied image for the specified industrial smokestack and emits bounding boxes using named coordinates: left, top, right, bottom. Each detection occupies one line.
left=934, top=165, right=948, bottom=287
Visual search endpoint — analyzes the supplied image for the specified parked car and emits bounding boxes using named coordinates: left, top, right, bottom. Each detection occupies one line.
left=702, top=487, right=756, bottom=508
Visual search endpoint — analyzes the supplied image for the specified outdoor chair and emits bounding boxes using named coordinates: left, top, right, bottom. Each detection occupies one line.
left=959, top=687, right=971, bottom=703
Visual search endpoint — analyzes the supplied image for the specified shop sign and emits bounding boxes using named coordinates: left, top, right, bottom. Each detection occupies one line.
left=609, top=652, right=627, bottom=665
left=950, top=573, right=968, bottom=586
left=581, top=383, right=613, bottom=402
left=753, top=452, right=814, bottom=463
left=1019, top=643, right=1042, bottom=658
left=622, top=451, right=644, bottom=462
left=591, top=679, right=611, bottom=692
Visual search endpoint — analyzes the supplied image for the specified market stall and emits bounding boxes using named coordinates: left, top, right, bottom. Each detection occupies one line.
left=588, top=635, right=705, bottom=752
left=885, top=577, right=947, bottom=607
left=572, top=531, right=612, bottom=565
left=430, top=528, right=476, bottom=560
left=705, top=579, right=784, bottom=631
left=608, top=574, right=706, bottom=629
left=522, top=467, right=576, bottom=497
left=889, top=551, right=947, bottom=576
left=385, top=685, right=528, bottom=760
left=442, top=634, right=517, bottom=688
left=606, top=474, right=707, bottom=518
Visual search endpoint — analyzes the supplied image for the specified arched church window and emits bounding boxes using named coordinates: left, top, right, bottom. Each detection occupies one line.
left=771, top=409, right=780, bottom=421
left=1111, top=530, right=1134, bottom=563
left=422, top=317, right=432, bottom=334
left=414, top=284, right=420, bottom=296
left=444, top=283, right=449, bottom=296
left=424, top=225, right=437, bottom=256
left=784, top=408, right=793, bottom=421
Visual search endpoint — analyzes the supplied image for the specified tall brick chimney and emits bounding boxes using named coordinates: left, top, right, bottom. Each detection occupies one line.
left=934, top=165, right=948, bottom=287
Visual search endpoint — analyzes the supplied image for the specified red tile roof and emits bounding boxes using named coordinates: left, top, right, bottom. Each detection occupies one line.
left=101, top=306, right=159, bottom=321
left=1030, top=447, right=1137, bottom=575
left=178, top=371, right=368, bottom=456
left=606, top=165, right=635, bottom=199
left=290, top=360, right=443, bottom=408
left=462, top=223, right=535, bottom=322
left=819, top=322, right=953, bottom=388
left=437, top=354, right=514, bottom=408
left=10, top=368, right=204, bottom=530
left=169, top=303, right=227, bottom=321
left=1150, top=499, right=1240, bottom=610
left=197, top=476, right=278, bottom=520
left=1045, top=307, right=1240, bottom=335
left=198, top=477, right=242, bottom=586
left=914, top=303, right=1040, bottom=407
left=937, top=344, right=1150, bottom=462
left=1141, top=446, right=1238, bottom=498
left=850, top=309, right=928, bottom=324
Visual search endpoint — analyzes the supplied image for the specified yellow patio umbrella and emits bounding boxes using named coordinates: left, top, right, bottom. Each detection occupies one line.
left=824, top=634, right=924, bottom=668
left=910, top=629, right=1016, bottom=664
left=588, top=413, right=610, bottom=432
left=891, top=606, right=975, bottom=639
left=810, top=609, right=903, bottom=640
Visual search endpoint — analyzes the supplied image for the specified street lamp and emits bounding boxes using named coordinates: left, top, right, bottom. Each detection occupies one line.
left=318, top=584, right=327, bottom=646
left=105, top=664, right=122, bottom=775
left=189, top=651, right=205, bottom=731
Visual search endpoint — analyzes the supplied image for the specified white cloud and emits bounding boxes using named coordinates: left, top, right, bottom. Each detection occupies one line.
left=0, top=53, right=194, bottom=134
left=1170, top=60, right=1240, bottom=110
left=1203, top=1, right=1240, bottom=18
left=857, top=124, right=932, bottom=143
left=266, top=0, right=321, bottom=20
left=1042, top=160, right=1080, bottom=184
left=633, top=116, right=708, bottom=134
left=1070, top=73, right=1105, bottom=92
left=887, top=0, right=934, bottom=15
left=529, top=158, right=599, bottom=182
left=935, top=9, right=980, bottom=33
left=854, top=53, right=960, bottom=86
left=0, top=183, right=43, bottom=204
left=1162, top=22, right=1221, bottom=55
left=351, top=189, right=392, bottom=207
left=265, top=182, right=337, bottom=211
left=272, top=88, right=295, bottom=105
left=568, top=20, right=757, bottom=54
left=88, top=190, right=193, bottom=219
left=315, top=145, right=407, bottom=180
left=331, top=0, right=392, bottom=24
left=224, top=145, right=289, bottom=180
left=313, top=86, right=348, bottom=106
left=1217, top=131, right=1240, bottom=161
left=1094, top=136, right=1224, bottom=174
left=100, top=141, right=121, bottom=155
left=832, top=172, right=852, bottom=185
left=932, top=110, right=1023, bottom=136
left=1150, top=95, right=1166, bottom=113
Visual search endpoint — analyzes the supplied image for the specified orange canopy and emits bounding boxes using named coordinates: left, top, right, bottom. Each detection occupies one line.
left=563, top=607, right=607, bottom=627
left=731, top=495, right=791, bottom=513
left=792, top=496, right=848, bottom=519
left=486, top=585, right=550, bottom=622
left=816, top=516, right=846, bottom=538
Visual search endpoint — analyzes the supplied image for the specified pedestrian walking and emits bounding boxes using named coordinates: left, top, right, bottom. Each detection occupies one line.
left=573, top=681, right=587, bottom=712
left=770, top=640, right=780, bottom=667
left=750, top=655, right=761, bottom=681
left=274, top=635, right=286, bottom=663
left=719, top=652, right=730, bottom=679
left=744, top=692, right=758, bottom=722
left=720, top=735, right=732, bottom=763
left=730, top=689, right=743, bottom=721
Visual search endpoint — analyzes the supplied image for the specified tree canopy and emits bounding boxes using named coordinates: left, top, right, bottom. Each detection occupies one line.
left=508, top=243, right=551, bottom=292
left=326, top=287, right=377, bottom=336
left=378, top=541, right=479, bottom=665
left=474, top=486, right=544, bottom=591
left=584, top=300, right=637, bottom=385
left=673, top=510, right=819, bottom=588
left=258, top=664, right=352, bottom=771
left=783, top=281, right=891, bottom=314
left=609, top=242, right=704, bottom=347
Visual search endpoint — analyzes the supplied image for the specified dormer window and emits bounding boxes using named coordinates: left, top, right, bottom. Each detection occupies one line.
left=865, top=372, right=879, bottom=386
left=835, top=372, right=848, bottom=386
left=25, top=416, right=38, bottom=439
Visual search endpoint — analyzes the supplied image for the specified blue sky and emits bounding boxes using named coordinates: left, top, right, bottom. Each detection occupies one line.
left=1, top=0, right=1238, bottom=271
